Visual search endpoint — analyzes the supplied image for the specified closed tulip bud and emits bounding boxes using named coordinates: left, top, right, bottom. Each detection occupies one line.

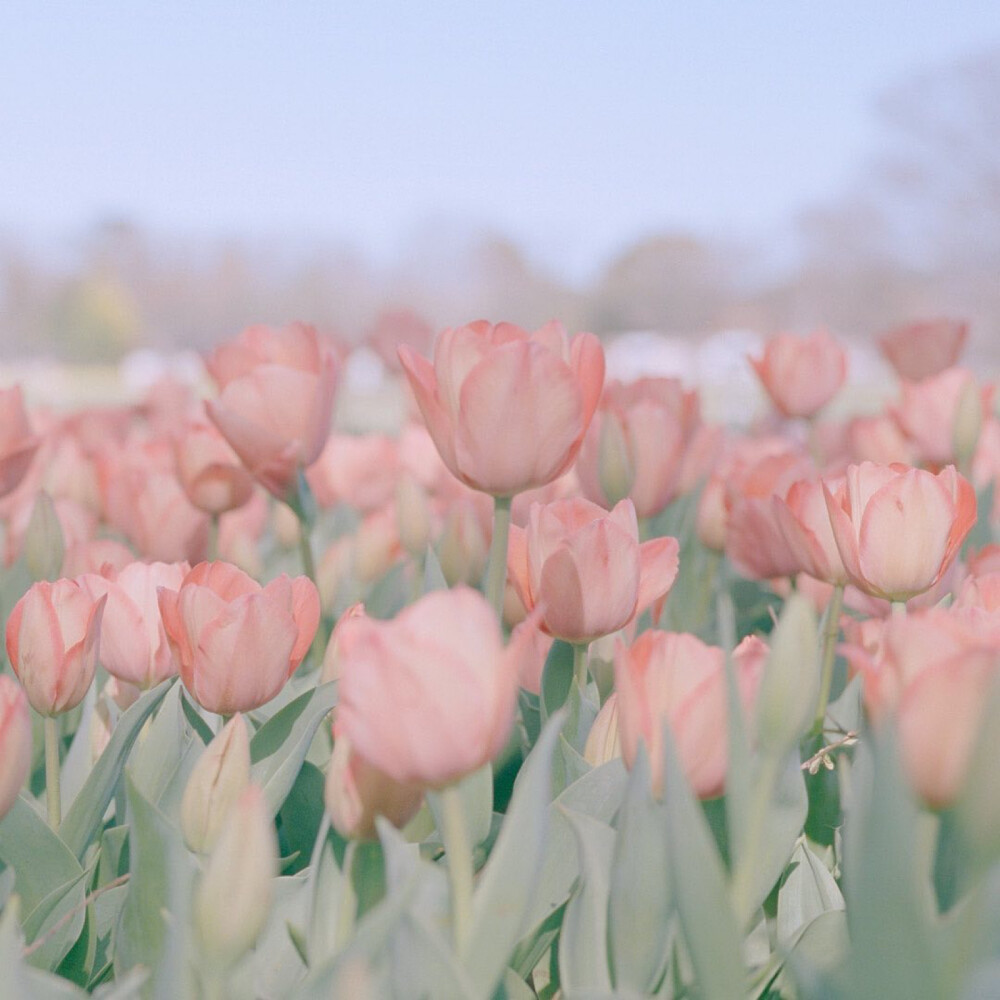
left=194, top=784, right=277, bottom=969
left=437, top=501, right=489, bottom=587
left=953, top=378, right=984, bottom=473
left=320, top=603, right=366, bottom=685
left=23, top=491, right=65, bottom=582
left=583, top=693, right=622, bottom=767
left=0, top=676, right=32, bottom=821
left=754, top=596, right=819, bottom=752
left=596, top=413, right=634, bottom=508
left=181, top=714, right=251, bottom=854
left=396, top=475, right=431, bottom=559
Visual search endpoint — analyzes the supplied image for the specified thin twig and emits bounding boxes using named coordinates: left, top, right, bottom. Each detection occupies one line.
left=801, top=731, right=859, bottom=775
left=23, top=873, right=131, bottom=957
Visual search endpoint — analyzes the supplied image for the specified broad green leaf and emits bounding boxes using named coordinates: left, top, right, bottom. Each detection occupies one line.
left=498, top=968, right=537, bottom=1000
left=277, top=762, right=327, bottom=876
left=0, top=898, right=89, bottom=1000
left=661, top=728, right=744, bottom=1000
left=540, top=641, right=574, bottom=723
left=59, top=678, right=174, bottom=862
left=250, top=681, right=337, bottom=815
left=777, top=841, right=844, bottom=946
left=518, top=688, right=541, bottom=749
left=558, top=808, right=615, bottom=994
left=422, top=545, right=449, bottom=593
left=0, top=796, right=87, bottom=971
left=463, top=709, right=563, bottom=999
left=428, top=763, right=493, bottom=851
left=608, top=747, right=673, bottom=994
left=304, top=819, right=349, bottom=970
left=558, top=734, right=591, bottom=787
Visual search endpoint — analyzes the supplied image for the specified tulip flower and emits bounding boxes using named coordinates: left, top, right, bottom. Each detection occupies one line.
left=750, top=330, right=847, bottom=419
left=879, top=318, right=969, bottom=382
left=158, top=561, right=319, bottom=714
left=507, top=497, right=679, bottom=645
left=823, top=462, right=976, bottom=602
left=335, top=587, right=530, bottom=788
left=174, top=418, right=255, bottom=515
left=206, top=322, right=338, bottom=502
left=83, top=561, right=189, bottom=689
left=398, top=320, right=604, bottom=498
left=0, top=676, right=32, bottom=821
left=614, top=632, right=766, bottom=798
left=0, top=384, right=41, bottom=499
left=5, top=577, right=106, bottom=717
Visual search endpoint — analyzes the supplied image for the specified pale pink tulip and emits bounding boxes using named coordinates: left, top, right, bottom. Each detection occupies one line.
left=367, top=309, right=434, bottom=373
left=399, top=320, right=604, bottom=497
left=174, top=418, right=255, bottom=515
left=844, top=414, right=916, bottom=467
left=750, top=330, right=847, bottom=419
left=306, top=433, right=400, bottom=512
left=823, top=462, right=976, bottom=601
left=206, top=323, right=339, bottom=501
left=5, top=578, right=106, bottom=716
left=0, top=385, right=41, bottom=499
left=614, top=632, right=766, bottom=798
left=0, top=676, right=32, bottom=820
left=335, top=587, right=530, bottom=787
left=507, top=498, right=679, bottom=644
left=158, top=561, right=320, bottom=714
left=879, top=318, right=969, bottom=382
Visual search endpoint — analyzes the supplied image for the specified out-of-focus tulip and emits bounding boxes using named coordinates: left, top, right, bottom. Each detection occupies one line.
left=335, top=587, right=530, bottom=788
left=61, top=538, right=135, bottom=578
left=507, top=498, right=679, bottom=644
left=823, top=462, right=976, bottom=602
left=879, top=318, right=969, bottom=382
left=158, top=561, right=319, bottom=714
left=325, top=731, right=424, bottom=840
left=83, top=561, right=189, bottom=689
left=5, top=578, right=106, bottom=716
left=206, top=322, right=338, bottom=501
left=320, top=602, right=366, bottom=685
left=23, top=491, right=65, bottom=582
left=181, top=714, right=251, bottom=854
left=0, top=385, right=41, bottom=499
left=843, top=414, right=915, bottom=467
left=353, top=505, right=403, bottom=585
left=395, top=474, right=431, bottom=559
left=750, top=330, right=847, bottom=419
left=891, top=368, right=992, bottom=467
left=194, top=784, right=277, bottom=969
left=842, top=606, right=1000, bottom=808
left=399, top=320, right=604, bottom=497
left=0, top=676, right=32, bottom=820
left=583, top=692, right=621, bottom=767
left=174, top=418, right=255, bottom=515
left=614, top=632, right=765, bottom=798
left=576, top=378, right=696, bottom=518
left=437, top=498, right=490, bottom=587
left=307, top=433, right=400, bottom=512
left=367, top=308, right=434, bottom=373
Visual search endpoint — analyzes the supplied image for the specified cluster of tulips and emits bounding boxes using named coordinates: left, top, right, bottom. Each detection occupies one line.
left=0, top=312, right=999, bottom=998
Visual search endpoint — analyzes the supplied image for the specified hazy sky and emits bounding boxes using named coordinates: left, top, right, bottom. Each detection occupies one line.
left=3, top=1, right=999, bottom=281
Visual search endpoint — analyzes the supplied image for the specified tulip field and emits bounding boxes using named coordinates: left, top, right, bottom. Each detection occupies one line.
left=2, top=316, right=1000, bottom=998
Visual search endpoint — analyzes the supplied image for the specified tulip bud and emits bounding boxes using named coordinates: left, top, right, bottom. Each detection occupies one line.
left=181, top=715, right=251, bottom=854
left=320, top=603, right=366, bottom=686
left=437, top=503, right=488, bottom=587
left=0, top=676, right=32, bottom=821
left=396, top=475, right=431, bottom=559
left=194, top=784, right=277, bottom=969
left=755, top=595, right=819, bottom=753
left=953, top=379, right=984, bottom=474
left=273, top=501, right=301, bottom=549
left=23, top=492, right=64, bottom=582
left=597, top=413, right=634, bottom=508
left=583, top=693, right=622, bottom=767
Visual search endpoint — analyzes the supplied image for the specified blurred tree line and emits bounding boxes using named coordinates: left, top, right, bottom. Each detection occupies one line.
left=1, top=47, right=997, bottom=364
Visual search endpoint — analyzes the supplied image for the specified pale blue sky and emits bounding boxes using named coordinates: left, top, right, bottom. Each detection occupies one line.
left=2, top=1, right=999, bottom=281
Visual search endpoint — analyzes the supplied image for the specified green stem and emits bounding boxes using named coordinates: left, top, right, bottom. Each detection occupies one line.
left=573, top=642, right=590, bottom=691
left=440, top=783, right=474, bottom=958
left=334, top=840, right=358, bottom=948
left=298, top=517, right=316, bottom=585
left=44, top=716, right=61, bottom=829
left=484, top=495, right=513, bottom=623
left=812, top=583, right=845, bottom=734
left=891, top=600, right=907, bottom=618
left=207, top=513, right=219, bottom=562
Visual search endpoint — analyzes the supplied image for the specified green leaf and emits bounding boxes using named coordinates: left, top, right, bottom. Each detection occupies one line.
left=0, top=796, right=87, bottom=971
left=608, top=747, right=673, bottom=994
left=59, top=678, right=174, bottom=862
left=304, top=820, right=349, bottom=971
left=557, top=809, right=615, bottom=994
left=540, top=641, right=574, bottom=723
left=250, top=681, right=337, bottom=815
left=428, top=763, right=494, bottom=852
left=277, top=761, right=328, bottom=876
left=661, top=728, right=745, bottom=1000
left=463, top=709, right=563, bottom=999
left=518, top=688, right=541, bottom=750
left=777, top=841, right=844, bottom=946
left=497, top=968, right=537, bottom=1000
left=422, top=545, right=449, bottom=593
left=0, top=897, right=89, bottom=1000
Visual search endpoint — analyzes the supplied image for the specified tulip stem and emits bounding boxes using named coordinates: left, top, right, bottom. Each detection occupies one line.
left=484, top=495, right=513, bottom=623
left=207, top=513, right=219, bottom=562
left=891, top=600, right=907, bottom=618
left=334, top=840, right=358, bottom=948
left=298, top=520, right=316, bottom=585
left=44, top=716, right=61, bottom=829
left=812, top=583, right=845, bottom=734
left=440, top=783, right=474, bottom=958
left=573, top=643, right=590, bottom=690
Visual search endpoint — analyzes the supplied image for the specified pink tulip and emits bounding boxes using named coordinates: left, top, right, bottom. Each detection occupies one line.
left=158, top=561, right=320, bottom=714
left=879, top=318, right=969, bottom=382
left=5, top=578, right=107, bottom=716
left=614, top=632, right=766, bottom=798
left=844, top=414, right=916, bottom=467
left=0, top=385, right=41, bottom=499
left=507, top=498, right=679, bottom=644
left=367, top=309, right=434, bottom=373
left=174, top=418, right=255, bottom=515
left=843, top=606, right=1000, bottom=808
left=399, top=320, right=605, bottom=497
left=823, top=462, right=976, bottom=601
left=206, top=323, right=339, bottom=501
left=335, top=587, right=530, bottom=788
left=83, top=561, right=190, bottom=689
left=306, top=433, right=400, bottom=512
left=0, top=676, right=32, bottom=820
left=750, top=330, right=847, bottom=419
